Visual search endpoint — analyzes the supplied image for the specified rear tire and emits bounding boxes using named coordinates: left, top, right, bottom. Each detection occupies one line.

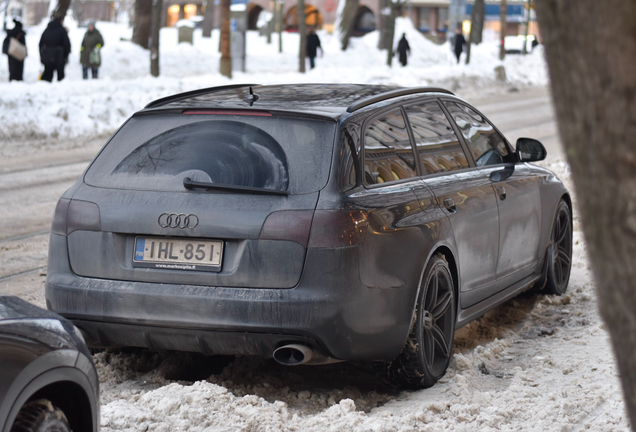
left=544, top=200, right=572, bottom=295
left=379, top=254, right=456, bottom=389
left=10, top=399, right=71, bottom=432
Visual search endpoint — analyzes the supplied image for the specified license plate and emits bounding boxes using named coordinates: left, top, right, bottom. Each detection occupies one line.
left=133, top=237, right=223, bottom=272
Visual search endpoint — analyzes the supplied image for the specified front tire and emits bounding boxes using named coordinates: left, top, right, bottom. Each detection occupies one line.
left=380, top=254, right=456, bottom=389
left=544, top=200, right=573, bottom=295
left=10, top=399, right=71, bottom=432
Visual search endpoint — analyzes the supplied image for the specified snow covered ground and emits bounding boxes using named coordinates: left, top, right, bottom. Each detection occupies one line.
left=0, top=17, right=547, bottom=157
left=0, top=15, right=630, bottom=432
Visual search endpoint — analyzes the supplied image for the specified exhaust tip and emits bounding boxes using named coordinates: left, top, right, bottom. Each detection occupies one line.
left=273, top=344, right=314, bottom=366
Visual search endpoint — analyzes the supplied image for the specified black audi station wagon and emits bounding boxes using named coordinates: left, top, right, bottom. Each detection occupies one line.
left=46, top=84, right=572, bottom=388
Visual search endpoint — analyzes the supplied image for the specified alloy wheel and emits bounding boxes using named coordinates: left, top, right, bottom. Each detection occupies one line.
left=421, top=262, right=455, bottom=378
left=552, top=205, right=572, bottom=290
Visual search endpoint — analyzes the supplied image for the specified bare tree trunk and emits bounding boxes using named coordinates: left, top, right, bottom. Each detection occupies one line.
left=149, top=0, right=162, bottom=76
left=50, top=0, right=71, bottom=19
left=385, top=2, right=396, bottom=67
left=377, top=0, right=388, bottom=50
left=468, top=0, right=485, bottom=61
left=522, top=0, right=531, bottom=55
left=132, top=0, right=152, bottom=49
left=472, top=0, right=484, bottom=44
left=266, top=3, right=273, bottom=44
left=201, top=0, right=214, bottom=38
left=465, top=0, right=484, bottom=64
left=277, top=0, right=283, bottom=53
left=535, top=0, right=636, bottom=427
left=499, top=0, right=506, bottom=60
left=219, top=0, right=231, bottom=77
left=339, top=0, right=359, bottom=51
left=297, top=0, right=306, bottom=73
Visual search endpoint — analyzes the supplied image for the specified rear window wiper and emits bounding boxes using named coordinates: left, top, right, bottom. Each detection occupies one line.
left=183, top=177, right=289, bottom=196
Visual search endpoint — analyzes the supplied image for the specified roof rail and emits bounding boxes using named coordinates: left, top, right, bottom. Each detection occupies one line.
left=145, top=84, right=261, bottom=109
left=346, top=87, right=454, bottom=113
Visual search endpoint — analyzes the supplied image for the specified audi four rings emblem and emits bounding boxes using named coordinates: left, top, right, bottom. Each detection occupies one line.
left=158, top=213, right=199, bottom=229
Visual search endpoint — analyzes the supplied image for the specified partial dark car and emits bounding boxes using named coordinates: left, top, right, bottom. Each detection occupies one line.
left=0, top=296, right=99, bottom=432
left=46, top=84, right=572, bottom=388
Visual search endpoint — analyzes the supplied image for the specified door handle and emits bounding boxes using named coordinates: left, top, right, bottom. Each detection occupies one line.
left=497, top=186, right=506, bottom=200
left=443, top=198, right=456, bottom=213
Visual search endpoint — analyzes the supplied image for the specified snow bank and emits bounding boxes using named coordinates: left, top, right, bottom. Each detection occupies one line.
left=0, top=17, right=548, bottom=156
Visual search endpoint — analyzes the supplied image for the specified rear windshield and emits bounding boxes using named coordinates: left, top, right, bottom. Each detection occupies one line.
left=85, top=115, right=336, bottom=195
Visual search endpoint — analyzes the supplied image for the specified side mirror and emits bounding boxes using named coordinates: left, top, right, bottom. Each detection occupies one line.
left=516, top=138, right=547, bottom=162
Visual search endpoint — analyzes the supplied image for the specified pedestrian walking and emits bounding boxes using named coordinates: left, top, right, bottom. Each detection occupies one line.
left=2, top=19, right=27, bottom=81
left=306, top=27, right=322, bottom=69
left=396, top=33, right=410, bottom=67
left=453, top=28, right=466, bottom=64
left=39, top=14, right=71, bottom=82
left=80, top=21, right=104, bottom=79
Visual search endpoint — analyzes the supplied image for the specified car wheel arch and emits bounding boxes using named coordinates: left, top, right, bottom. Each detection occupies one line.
left=561, top=193, right=573, bottom=218
left=546, top=193, right=573, bottom=251
left=408, top=244, right=461, bottom=331
left=3, top=366, right=97, bottom=432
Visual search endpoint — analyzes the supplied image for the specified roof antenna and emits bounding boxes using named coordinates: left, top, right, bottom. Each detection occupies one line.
left=246, top=87, right=260, bottom=107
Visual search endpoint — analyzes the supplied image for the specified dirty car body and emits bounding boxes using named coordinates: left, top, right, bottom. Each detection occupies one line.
left=46, top=84, right=571, bottom=387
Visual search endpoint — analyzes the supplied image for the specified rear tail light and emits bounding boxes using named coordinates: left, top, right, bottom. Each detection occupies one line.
left=308, top=210, right=368, bottom=248
left=51, top=198, right=71, bottom=235
left=259, top=210, right=314, bottom=247
left=51, top=198, right=102, bottom=235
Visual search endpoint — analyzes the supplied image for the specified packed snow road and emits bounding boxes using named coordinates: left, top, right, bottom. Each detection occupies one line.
left=0, top=88, right=629, bottom=431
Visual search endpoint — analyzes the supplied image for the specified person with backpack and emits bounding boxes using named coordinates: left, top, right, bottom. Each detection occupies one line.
left=80, top=21, right=104, bottom=79
left=39, top=14, right=71, bottom=82
left=2, top=19, right=27, bottom=81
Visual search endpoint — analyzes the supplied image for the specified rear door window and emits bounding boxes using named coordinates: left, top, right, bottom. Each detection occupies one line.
left=404, top=101, right=469, bottom=174
left=363, top=108, right=417, bottom=184
left=444, top=102, right=514, bottom=166
left=85, top=115, right=336, bottom=195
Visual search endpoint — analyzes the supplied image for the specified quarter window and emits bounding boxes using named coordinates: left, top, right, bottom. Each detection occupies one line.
left=404, top=102, right=469, bottom=174
left=444, top=102, right=513, bottom=166
left=339, top=124, right=361, bottom=190
left=364, top=108, right=417, bottom=184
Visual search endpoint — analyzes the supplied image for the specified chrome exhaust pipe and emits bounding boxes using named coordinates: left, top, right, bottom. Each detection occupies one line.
left=273, top=344, right=314, bottom=365
left=273, top=344, right=344, bottom=366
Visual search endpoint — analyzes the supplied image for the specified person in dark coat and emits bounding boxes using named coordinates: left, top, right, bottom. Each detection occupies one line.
left=80, top=22, right=104, bottom=79
left=396, top=33, right=410, bottom=67
left=3, top=19, right=26, bottom=81
left=453, top=28, right=466, bottom=64
left=39, top=15, right=71, bottom=82
left=306, top=27, right=322, bottom=69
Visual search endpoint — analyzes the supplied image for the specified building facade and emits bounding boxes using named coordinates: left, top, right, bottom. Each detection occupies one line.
left=11, top=0, right=534, bottom=46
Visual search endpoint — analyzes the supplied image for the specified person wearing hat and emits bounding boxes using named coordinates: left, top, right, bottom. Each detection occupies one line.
left=3, top=19, right=26, bottom=81
left=80, top=21, right=104, bottom=79
left=39, top=14, right=71, bottom=82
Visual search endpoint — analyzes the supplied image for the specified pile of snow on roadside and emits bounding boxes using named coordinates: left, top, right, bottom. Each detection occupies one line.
left=0, top=17, right=547, bottom=156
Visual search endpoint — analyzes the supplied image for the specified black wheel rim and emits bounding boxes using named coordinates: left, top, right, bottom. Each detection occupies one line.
left=421, top=264, right=454, bottom=377
left=552, top=206, right=572, bottom=289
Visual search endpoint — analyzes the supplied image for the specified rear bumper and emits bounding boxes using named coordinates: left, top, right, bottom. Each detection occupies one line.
left=72, top=319, right=322, bottom=358
left=46, top=233, right=416, bottom=361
